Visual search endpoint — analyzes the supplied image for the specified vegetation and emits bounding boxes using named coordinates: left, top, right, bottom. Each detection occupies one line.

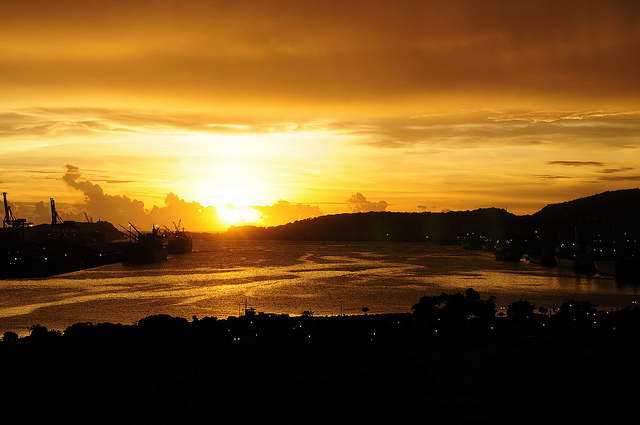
left=3, top=289, right=640, bottom=422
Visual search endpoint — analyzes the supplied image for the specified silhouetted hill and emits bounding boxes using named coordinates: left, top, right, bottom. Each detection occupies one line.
left=227, top=208, right=523, bottom=243
left=526, top=189, right=640, bottom=250
left=226, top=189, right=640, bottom=247
left=534, top=188, right=640, bottom=220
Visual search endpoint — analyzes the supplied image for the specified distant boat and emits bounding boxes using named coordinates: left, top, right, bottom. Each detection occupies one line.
left=462, top=234, right=483, bottom=250
left=165, top=221, right=192, bottom=255
left=119, top=223, right=168, bottom=264
left=494, top=240, right=523, bottom=262
left=554, top=255, right=575, bottom=269
left=554, top=252, right=597, bottom=274
left=594, top=259, right=617, bottom=276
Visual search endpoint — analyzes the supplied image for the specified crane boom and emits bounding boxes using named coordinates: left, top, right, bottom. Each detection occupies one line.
left=50, top=198, right=64, bottom=226
left=2, top=192, right=29, bottom=228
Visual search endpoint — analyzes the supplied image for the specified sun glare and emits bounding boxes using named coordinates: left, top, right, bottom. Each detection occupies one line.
left=218, top=205, right=262, bottom=226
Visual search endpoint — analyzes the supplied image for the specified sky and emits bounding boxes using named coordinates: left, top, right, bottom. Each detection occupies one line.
left=1, top=0, right=639, bottom=231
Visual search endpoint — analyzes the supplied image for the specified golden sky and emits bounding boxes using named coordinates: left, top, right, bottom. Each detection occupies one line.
left=1, top=0, right=639, bottom=231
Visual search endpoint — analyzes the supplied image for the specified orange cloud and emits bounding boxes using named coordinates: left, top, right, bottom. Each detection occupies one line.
left=62, top=165, right=225, bottom=232
left=2, top=1, right=639, bottom=112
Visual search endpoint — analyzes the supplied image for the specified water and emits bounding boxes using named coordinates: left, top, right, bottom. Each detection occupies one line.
left=1, top=237, right=639, bottom=336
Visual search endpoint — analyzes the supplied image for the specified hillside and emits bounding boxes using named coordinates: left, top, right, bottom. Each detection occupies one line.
left=226, top=189, right=640, bottom=244
left=226, top=208, right=523, bottom=243
left=533, top=188, right=640, bottom=220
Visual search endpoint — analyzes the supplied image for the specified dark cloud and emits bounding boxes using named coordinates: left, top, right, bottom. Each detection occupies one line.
left=598, top=175, right=640, bottom=182
left=534, top=175, right=572, bottom=180
left=598, top=167, right=636, bottom=174
left=546, top=161, right=605, bottom=167
left=346, top=193, right=388, bottom=213
left=33, top=201, right=50, bottom=223
left=417, top=205, right=438, bottom=211
left=2, top=0, right=639, bottom=109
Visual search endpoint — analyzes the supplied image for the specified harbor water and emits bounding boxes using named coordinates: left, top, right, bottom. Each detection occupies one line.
left=1, top=237, right=639, bottom=336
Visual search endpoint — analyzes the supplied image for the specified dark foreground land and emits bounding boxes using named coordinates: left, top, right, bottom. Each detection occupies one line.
left=3, top=291, right=640, bottom=424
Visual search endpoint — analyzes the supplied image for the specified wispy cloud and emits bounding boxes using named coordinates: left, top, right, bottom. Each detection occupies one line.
left=598, top=175, right=640, bottom=182
left=534, top=175, right=572, bottom=180
left=546, top=161, right=605, bottom=167
left=487, top=110, right=640, bottom=124
left=597, top=167, right=636, bottom=174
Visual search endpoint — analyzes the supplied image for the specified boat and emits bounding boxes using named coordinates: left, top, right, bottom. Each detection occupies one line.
left=462, top=234, right=483, bottom=250
left=119, top=223, right=168, bottom=264
left=493, top=239, right=523, bottom=262
left=165, top=221, right=192, bottom=254
left=594, top=258, right=617, bottom=276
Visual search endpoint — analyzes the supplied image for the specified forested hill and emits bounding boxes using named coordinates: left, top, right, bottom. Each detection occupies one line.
left=528, top=189, right=640, bottom=239
left=533, top=188, right=640, bottom=221
left=225, top=189, right=640, bottom=243
left=226, top=208, right=523, bottom=242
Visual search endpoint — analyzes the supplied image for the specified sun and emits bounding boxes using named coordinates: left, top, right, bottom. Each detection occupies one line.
left=218, top=205, right=262, bottom=226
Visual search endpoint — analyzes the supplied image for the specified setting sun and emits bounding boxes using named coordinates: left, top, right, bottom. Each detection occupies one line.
left=218, top=205, right=262, bottom=226
left=0, top=0, right=638, bottom=232
left=2, top=2, right=640, bottom=420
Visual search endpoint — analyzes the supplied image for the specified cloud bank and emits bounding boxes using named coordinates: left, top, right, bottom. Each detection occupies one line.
left=56, top=165, right=330, bottom=231
left=346, top=193, right=388, bottom=213
left=62, top=164, right=223, bottom=231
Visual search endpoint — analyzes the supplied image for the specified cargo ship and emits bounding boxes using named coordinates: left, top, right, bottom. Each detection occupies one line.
left=119, top=223, right=168, bottom=264
left=165, top=220, right=192, bottom=254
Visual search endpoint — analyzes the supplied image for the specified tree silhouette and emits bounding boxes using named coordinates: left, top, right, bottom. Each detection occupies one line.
left=507, top=299, right=536, bottom=320
left=412, top=288, right=497, bottom=327
left=557, top=300, right=597, bottom=321
left=2, top=331, right=18, bottom=343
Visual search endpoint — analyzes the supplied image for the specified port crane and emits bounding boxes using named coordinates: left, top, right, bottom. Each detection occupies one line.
left=119, top=222, right=141, bottom=242
left=2, top=192, right=30, bottom=228
left=50, top=198, right=64, bottom=226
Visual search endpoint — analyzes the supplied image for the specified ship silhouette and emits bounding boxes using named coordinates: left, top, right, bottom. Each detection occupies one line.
left=164, top=220, right=193, bottom=254
left=118, top=223, right=168, bottom=264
